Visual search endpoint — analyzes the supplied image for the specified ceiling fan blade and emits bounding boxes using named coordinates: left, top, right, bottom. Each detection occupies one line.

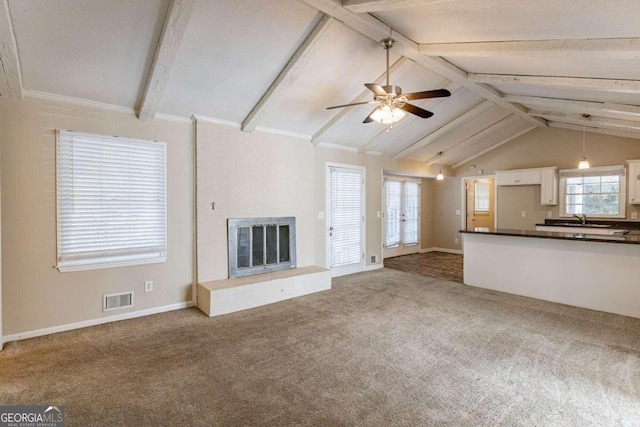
left=364, top=83, right=388, bottom=97
left=326, top=100, right=375, bottom=110
left=403, top=89, right=451, bottom=101
left=363, top=106, right=382, bottom=123
left=398, top=103, right=434, bottom=119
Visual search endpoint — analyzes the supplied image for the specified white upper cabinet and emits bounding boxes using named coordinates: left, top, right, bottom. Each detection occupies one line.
left=495, top=167, right=558, bottom=205
left=628, top=160, right=640, bottom=204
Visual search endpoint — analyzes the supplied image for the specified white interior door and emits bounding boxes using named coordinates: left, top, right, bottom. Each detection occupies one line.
left=328, top=165, right=364, bottom=277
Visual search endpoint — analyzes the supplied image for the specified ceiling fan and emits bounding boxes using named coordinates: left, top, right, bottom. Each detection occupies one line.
left=326, top=38, right=451, bottom=125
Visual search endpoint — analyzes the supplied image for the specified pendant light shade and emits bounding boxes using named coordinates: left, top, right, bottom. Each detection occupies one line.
left=435, top=151, right=444, bottom=180
left=578, top=126, right=590, bottom=169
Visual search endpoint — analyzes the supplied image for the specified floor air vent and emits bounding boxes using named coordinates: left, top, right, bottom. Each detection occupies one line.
left=103, top=291, right=134, bottom=311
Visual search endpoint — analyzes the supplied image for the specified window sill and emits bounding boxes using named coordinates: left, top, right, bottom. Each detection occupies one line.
left=56, top=256, right=166, bottom=273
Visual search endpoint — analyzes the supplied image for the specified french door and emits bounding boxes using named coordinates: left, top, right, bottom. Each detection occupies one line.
left=328, top=165, right=364, bottom=277
left=383, top=178, right=420, bottom=258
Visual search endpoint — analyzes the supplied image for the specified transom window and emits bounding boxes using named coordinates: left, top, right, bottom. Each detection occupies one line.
left=559, top=166, right=625, bottom=218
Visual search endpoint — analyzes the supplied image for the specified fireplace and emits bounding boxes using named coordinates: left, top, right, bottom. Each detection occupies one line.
left=227, top=217, right=296, bottom=278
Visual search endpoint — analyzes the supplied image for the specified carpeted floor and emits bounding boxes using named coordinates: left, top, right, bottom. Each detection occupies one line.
left=1, top=269, right=640, bottom=426
left=384, top=251, right=463, bottom=282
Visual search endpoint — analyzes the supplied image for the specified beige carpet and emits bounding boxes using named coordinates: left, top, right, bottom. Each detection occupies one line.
left=2, top=269, right=640, bottom=426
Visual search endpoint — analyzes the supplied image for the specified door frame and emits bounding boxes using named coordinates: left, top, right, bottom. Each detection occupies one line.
left=326, top=162, right=366, bottom=277
left=461, top=175, right=498, bottom=234
left=382, top=176, right=422, bottom=259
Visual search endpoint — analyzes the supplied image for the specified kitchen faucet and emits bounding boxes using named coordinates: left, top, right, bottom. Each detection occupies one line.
left=573, top=213, right=587, bottom=224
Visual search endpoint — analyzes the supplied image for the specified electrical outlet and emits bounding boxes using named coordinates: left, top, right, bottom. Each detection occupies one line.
left=455, top=238, right=459, bottom=244
left=548, top=211, right=553, bottom=218
left=632, top=212, right=638, bottom=220
left=144, top=280, right=153, bottom=293
left=521, top=210, right=527, bottom=217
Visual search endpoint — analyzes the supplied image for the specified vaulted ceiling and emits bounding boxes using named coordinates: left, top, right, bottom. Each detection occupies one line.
left=2, top=0, right=640, bottom=168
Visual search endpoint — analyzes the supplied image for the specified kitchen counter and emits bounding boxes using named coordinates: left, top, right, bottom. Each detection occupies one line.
left=460, top=227, right=640, bottom=244
left=461, top=228, right=640, bottom=319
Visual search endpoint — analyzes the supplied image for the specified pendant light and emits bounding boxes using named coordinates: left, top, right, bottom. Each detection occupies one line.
left=578, top=125, right=590, bottom=169
left=436, top=151, right=444, bottom=180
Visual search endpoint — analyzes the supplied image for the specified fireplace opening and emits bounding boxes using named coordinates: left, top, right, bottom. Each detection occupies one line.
left=228, top=217, right=296, bottom=278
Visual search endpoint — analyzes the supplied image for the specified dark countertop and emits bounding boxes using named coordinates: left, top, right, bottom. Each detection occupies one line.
left=460, top=227, right=640, bottom=245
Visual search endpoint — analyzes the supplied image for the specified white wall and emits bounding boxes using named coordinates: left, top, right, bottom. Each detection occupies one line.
left=0, top=97, right=194, bottom=338
left=195, top=120, right=315, bottom=283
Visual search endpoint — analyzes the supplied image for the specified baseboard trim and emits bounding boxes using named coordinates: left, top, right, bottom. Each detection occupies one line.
left=3, top=301, right=195, bottom=344
left=364, top=264, right=384, bottom=272
left=419, top=247, right=463, bottom=255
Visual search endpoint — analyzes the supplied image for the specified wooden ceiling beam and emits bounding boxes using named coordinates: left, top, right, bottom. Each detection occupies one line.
left=469, top=74, right=640, bottom=95
left=242, top=14, right=335, bottom=133
left=452, top=125, right=536, bottom=169
left=530, top=110, right=640, bottom=132
left=343, top=0, right=438, bottom=13
left=420, top=38, right=640, bottom=59
left=300, top=0, right=547, bottom=129
left=425, top=114, right=523, bottom=166
left=138, top=0, right=195, bottom=121
left=0, top=0, right=22, bottom=98
left=392, top=100, right=493, bottom=159
left=505, top=95, right=640, bottom=121
left=549, top=122, right=640, bottom=140
left=312, top=56, right=414, bottom=145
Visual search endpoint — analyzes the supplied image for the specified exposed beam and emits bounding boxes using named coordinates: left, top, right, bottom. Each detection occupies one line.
left=426, top=115, right=524, bottom=166
left=357, top=81, right=460, bottom=153
left=242, top=14, right=335, bottom=133
left=549, top=122, right=640, bottom=140
left=452, top=125, right=536, bottom=169
left=343, top=0, right=438, bottom=13
left=0, top=0, right=22, bottom=98
left=529, top=110, right=640, bottom=132
left=420, top=38, right=640, bottom=59
left=392, top=100, right=494, bottom=159
left=300, top=0, right=546, bottom=128
left=505, top=95, right=640, bottom=122
left=138, top=0, right=195, bottom=121
left=312, top=56, right=414, bottom=145
left=469, top=73, right=640, bottom=95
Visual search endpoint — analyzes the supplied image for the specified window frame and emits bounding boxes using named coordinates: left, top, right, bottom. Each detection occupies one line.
left=383, top=177, right=421, bottom=249
left=56, top=130, right=167, bottom=272
left=558, top=165, right=626, bottom=219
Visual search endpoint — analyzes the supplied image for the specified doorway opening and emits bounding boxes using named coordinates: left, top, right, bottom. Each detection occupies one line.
left=463, top=177, right=496, bottom=231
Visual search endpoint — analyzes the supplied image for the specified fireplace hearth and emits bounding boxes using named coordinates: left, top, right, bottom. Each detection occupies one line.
left=227, top=217, right=296, bottom=278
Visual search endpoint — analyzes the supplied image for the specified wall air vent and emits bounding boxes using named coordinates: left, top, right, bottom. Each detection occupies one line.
left=103, top=291, right=134, bottom=312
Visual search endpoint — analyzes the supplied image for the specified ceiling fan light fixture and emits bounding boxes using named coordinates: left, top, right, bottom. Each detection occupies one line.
left=370, top=105, right=406, bottom=124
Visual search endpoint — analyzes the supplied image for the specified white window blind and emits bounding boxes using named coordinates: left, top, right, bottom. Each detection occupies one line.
left=384, top=178, right=420, bottom=248
left=384, top=180, right=402, bottom=248
left=559, top=166, right=625, bottom=218
left=56, top=130, right=167, bottom=271
left=329, top=167, right=363, bottom=268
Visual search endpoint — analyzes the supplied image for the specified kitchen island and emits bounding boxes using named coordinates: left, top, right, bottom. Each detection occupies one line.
left=460, top=227, right=640, bottom=319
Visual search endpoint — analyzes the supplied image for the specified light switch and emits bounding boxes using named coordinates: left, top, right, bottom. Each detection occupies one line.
left=376, top=211, right=380, bottom=218
left=318, top=211, right=325, bottom=220
left=521, top=211, right=527, bottom=217
left=455, top=210, right=461, bottom=216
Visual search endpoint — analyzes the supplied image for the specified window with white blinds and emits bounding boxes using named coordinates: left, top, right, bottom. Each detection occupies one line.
left=56, top=130, right=167, bottom=272
left=384, top=180, right=402, bottom=248
left=329, top=167, right=363, bottom=269
left=384, top=178, right=420, bottom=248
